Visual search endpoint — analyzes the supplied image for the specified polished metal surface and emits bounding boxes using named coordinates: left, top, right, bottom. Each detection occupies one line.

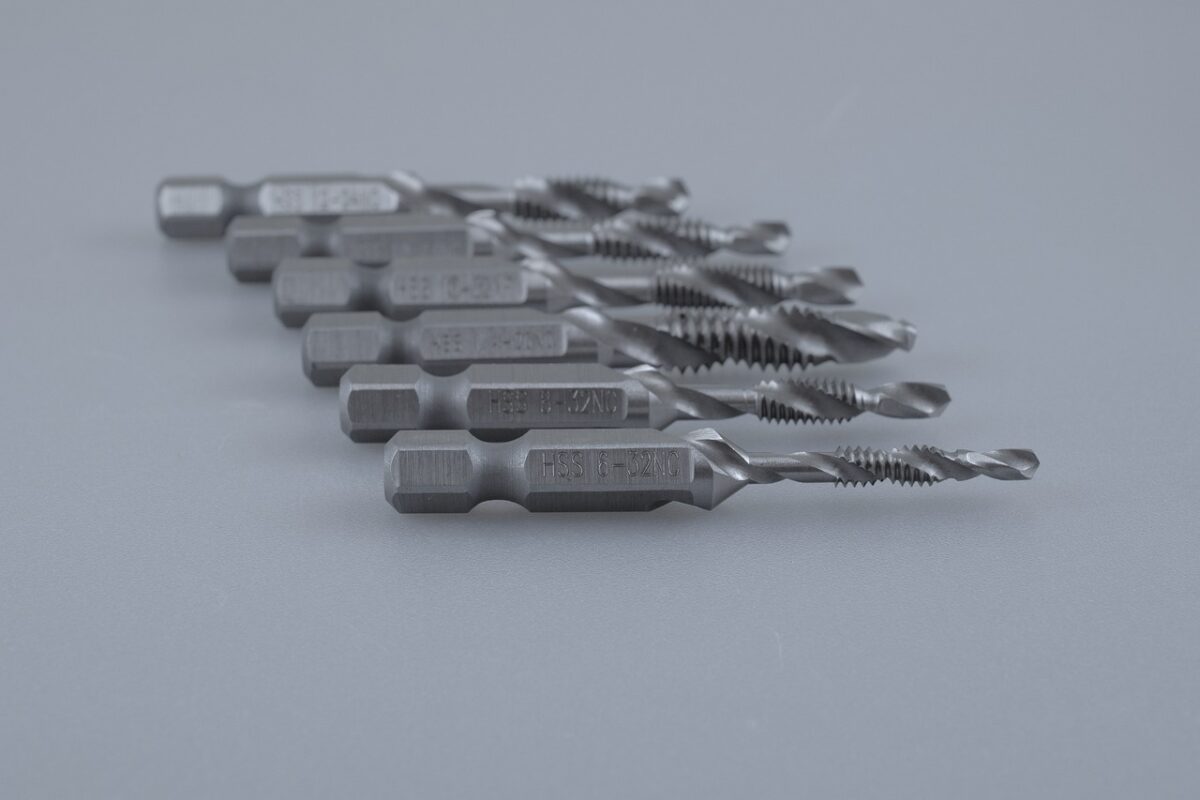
left=272, top=256, right=861, bottom=326
left=300, top=304, right=916, bottom=385
left=339, top=363, right=949, bottom=441
left=227, top=214, right=481, bottom=283
left=467, top=209, right=790, bottom=259
left=226, top=210, right=791, bottom=281
left=157, top=170, right=689, bottom=238
left=384, top=427, right=1039, bottom=512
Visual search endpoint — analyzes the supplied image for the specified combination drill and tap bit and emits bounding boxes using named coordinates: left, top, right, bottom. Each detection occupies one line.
left=301, top=304, right=916, bottom=385
left=226, top=211, right=791, bottom=281
left=338, top=363, right=950, bottom=442
left=271, top=256, right=863, bottom=326
left=384, top=427, right=1039, bottom=512
left=465, top=209, right=791, bottom=260
left=157, top=170, right=689, bottom=238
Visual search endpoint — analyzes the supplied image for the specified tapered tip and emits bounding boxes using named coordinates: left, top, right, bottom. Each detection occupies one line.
left=731, top=220, right=791, bottom=255
left=800, top=266, right=863, bottom=305
left=973, top=449, right=1040, bottom=480
left=635, top=177, right=690, bottom=215
left=818, top=266, right=864, bottom=290
left=871, top=382, right=950, bottom=418
left=832, top=310, right=917, bottom=351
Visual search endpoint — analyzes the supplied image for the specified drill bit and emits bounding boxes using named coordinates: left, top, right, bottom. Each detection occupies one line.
left=226, top=210, right=791, bottom=282
left=227, top=214, right=481, bottom=283
left=301, top=304, right=916, bottom=385
left=157, top=170, right=689, bottom=238
left=272, top=256, right=862, bottom=326
left=339, top=363, right=949, bottom=442
left=467, top=209, right=790, bottom=260
left=384, top=427, right=1039, bottom=512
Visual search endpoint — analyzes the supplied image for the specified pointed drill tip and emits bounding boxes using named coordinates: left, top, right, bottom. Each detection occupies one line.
left=465, top=208, right=507, bottom=237
left=977, top=449, right=1040, bottom=480
left=750, top=220, right=791, bottom=254
left=803, top=266, right=863, bottom=305
left=826, top=310, right=919, bottom=351
left=872, top=382, right=951, bottom=418
left=637, top=177, right=690, bottom=215
left=818, top=266, right=864, bottom=290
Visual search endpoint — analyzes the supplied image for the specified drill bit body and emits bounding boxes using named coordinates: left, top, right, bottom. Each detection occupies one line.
left=385, top=427, right=1038, bottom=512
left=339, top=363, right=949, bottom=441
left=272, top=256, right=861, bottom=326
left=226, top=211, right=790, bottom=281
left=158, top=171, right=689, bottom=238
left=301, top=304, right=916, bottom=385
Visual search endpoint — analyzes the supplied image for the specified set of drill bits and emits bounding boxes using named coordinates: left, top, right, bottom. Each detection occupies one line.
left=157, top=170, right=1038, bottom=513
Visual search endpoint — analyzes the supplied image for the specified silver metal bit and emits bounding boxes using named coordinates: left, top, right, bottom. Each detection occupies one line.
left=157, top=171, right=689, bottom=238
left=383, top=427, right=1039, bottom=512
left=467, top=209, right=790, bottom=259
left=272, top=256, right=862, bottom=326
left=227, top=214, right=482, bottom=283
left=226, top=210, right=791, bottom=281
left=339, top=363, right=949, bottom=442
left=301, top=304, right=915, bottom=386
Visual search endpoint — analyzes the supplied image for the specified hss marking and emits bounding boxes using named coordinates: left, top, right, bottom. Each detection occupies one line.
left=529, top=447, right=690, bottom=485
left=258, top=182, right=399, bottom=215
left=388, top=270, right=525, bottom=304
left=468, top=386, right=628, bottom=424
left=419, top=324, right=567, bottom=360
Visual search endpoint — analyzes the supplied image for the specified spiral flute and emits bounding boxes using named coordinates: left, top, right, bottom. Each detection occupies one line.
left=636, top=303, right=916, bottom=369
left=272, top=255, right=862, bottom=327
left=301, top=304, right=915, bottom=385
left=157, top=170, right=689, bottom=239
left=384, top=428, right=1039, bottom=512
left=338, top=363, right=949, bottom=441
left=467, top=209, right=790, bottom=259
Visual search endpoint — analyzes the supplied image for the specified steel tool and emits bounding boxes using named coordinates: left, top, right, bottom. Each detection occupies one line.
left=226, top=210, right=790, bottom=280
left=301, top=305, right=916, bottom=385
left=158, top=171, right=688, bottom=238
left=384, top=427, right=1039, bottom=512
left=339, top=363, right=949, bottom=441
left=272, top=256, right=861, bottom=326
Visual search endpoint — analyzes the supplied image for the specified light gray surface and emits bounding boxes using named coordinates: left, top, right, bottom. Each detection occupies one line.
left=1, top=1, right=1198, bottom=797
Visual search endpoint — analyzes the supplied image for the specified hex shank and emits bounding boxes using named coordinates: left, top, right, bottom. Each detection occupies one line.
left=386, top=429, right=713, bottom=512
left=302, top=309, right=631, bottom=385
left=228, top=215, right=484, bottom=282
left=158, top=174, right=414, bottom=239
left=341, top=364, right=652, bottom=442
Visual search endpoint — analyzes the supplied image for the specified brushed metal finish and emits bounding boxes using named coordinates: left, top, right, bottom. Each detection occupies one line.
left=467, top=210, right=790, bottom=259
left=384, top=428, right=1039, bottom=513
left=226, top=210, right=792, bottom=281
left=157, top=171, right=689, bottom=238
left=227, top=215, right=480, bottom=282
left=301, top=304, right=916, bottom=385
left=271, top=256, right=862, bottom=326
left=339, top=363, right=948, bottom=441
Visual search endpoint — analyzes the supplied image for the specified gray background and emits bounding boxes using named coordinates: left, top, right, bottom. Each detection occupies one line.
left=2, top=1, right=1197, bottom=797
